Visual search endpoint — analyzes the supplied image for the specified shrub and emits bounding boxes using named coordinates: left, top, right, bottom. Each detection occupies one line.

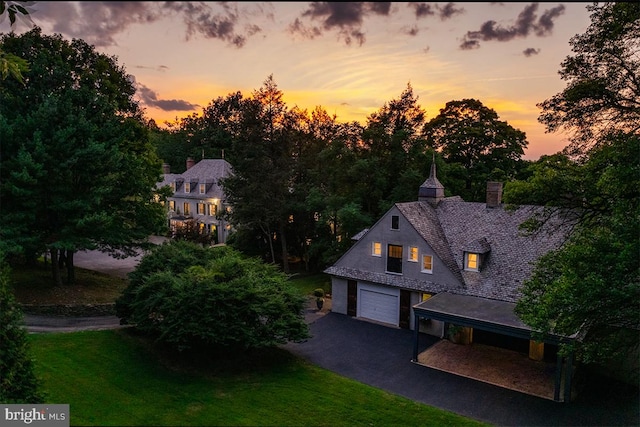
left=116, top=241, right=310, bottom=353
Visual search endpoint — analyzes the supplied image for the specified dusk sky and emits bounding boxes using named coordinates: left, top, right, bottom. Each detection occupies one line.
left=2, top=2, right=594, bottom=160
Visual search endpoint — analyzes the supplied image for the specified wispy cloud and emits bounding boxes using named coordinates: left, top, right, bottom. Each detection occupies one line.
left=135, top=81, right=200, bottom=112
left=288, top=2, right=392, bottom=46
left=28, top=1, right=266, bottom=48
left=459, top=3, right=565, bottom=50
left=523, top=47, right=540, bottom=57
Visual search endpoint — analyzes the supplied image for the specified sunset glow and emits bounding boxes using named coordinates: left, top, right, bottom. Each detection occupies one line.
left=3, top=1, right=593, bottom=159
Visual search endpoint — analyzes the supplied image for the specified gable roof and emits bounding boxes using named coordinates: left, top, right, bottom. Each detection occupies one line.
left=327, top=196, right=572, bottom=303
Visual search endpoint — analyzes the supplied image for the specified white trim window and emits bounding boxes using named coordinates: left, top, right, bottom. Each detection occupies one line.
left=184, top=182, right=191, bottom=193
left=421, top=255, right=433, bottom=274
left=408, top=246, right=418, bottom=262
left=197, top=203, right=206, bottom=215
left=465, top=252, right=479, bottom=271
left=372, top=241, right=382, bottom=257
left=386, top=244, right=403, bottom=274
left=199, top=183, right=206, bottom=194
left=391, top=215, right=399, bottom=230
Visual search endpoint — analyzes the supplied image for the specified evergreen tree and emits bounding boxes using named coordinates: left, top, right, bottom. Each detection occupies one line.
left=0, top=255, right=44, bottom=403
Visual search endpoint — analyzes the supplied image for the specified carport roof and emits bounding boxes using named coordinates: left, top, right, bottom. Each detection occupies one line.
left=413, top=292, right=576, bottom=344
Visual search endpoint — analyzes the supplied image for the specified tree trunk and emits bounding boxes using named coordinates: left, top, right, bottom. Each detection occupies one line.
left=66, top=250, right=75, bottom=285
left=279, top=221, right=290, bottom=274
left=50, top=248, right=63, bottom=286
left=260, top=224, right=276, bottom=265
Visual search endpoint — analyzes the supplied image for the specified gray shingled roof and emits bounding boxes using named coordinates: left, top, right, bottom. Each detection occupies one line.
left=159, top=159, right=232, bottom=200
left=323, top=266, right=466, bottom=295
left=434, top=198, right=569, bottom=302
left=326, top=197, right=572, bottom=303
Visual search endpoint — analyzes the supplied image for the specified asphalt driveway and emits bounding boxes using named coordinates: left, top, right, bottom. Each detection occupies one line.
left=284, top=313, right=639, bottom=427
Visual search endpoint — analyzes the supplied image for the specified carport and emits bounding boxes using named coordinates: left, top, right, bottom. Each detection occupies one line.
left=412, top=292, right=577, bottom=402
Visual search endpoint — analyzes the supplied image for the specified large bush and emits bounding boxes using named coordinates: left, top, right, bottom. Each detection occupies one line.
left=116, top=241, right=310, bottom=352
left=0, top=256, right=44, bottom=403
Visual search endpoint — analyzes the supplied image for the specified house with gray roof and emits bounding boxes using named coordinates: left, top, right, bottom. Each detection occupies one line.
left=159, top=157, right=232, bottom=244
left=324, top=161, right=578, bottom=401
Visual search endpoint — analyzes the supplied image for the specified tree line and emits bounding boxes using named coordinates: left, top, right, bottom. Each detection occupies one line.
left=152, top=77, right=530, bottom=273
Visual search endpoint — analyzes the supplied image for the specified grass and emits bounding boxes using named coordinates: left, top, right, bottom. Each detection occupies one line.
left=16, top=264, right=484, bottom=425
left=10, top=260, right=330, bottom=306
left=29, top=330, right=488, bottom=427
left=10, top=261, right=128, bottom=305
left=288, top=272, right=332, bottom=296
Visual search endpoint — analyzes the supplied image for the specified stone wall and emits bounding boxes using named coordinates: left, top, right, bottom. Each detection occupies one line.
left=20, top=303, right=116, bottom=317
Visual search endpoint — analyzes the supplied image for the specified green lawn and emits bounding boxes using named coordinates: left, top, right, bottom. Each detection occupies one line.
left=29, top=330, right=488, bottom=427
left=288, top=272, right=331, bottom=296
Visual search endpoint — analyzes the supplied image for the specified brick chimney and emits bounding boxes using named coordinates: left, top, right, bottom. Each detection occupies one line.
left=162, top=163, right=170, bottom=174
left=486, top=181, right=503, bottom=208
left=186, top=157, right=195, bottom=170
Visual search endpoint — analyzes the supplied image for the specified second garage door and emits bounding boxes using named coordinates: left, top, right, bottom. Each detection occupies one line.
left=358, top=285, right=399, bottom=326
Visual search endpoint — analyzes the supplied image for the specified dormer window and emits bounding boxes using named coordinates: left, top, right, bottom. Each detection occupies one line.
left=199, top=183, right=206, bottom=194
left=463, top=238, right=490, bottom=272
left=465, top=252, right=479, bottom=271
left=185, top=182, right=191, bottom=193
left=170, top=182, right=176, bottom=192
left=391, top=215, right=399, bottom=230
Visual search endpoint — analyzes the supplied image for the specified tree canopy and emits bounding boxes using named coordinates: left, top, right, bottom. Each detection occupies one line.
left=510, top=2, right=640, bottom=366
left=0, top=27, right=168, bottom=284
left=423, top=98, right=528, bottom=201
left=537, top=2, right=640, bottom=156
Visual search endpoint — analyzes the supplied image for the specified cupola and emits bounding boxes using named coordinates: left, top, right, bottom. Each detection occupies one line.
left=418, top=156, right=445, bottom=206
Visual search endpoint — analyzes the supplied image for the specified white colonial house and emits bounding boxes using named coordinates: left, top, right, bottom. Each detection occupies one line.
left=159, top=157, right=233, bottom=244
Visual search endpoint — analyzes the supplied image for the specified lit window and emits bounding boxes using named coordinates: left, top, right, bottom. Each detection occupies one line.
left=197, top=203, right=206, bottom=215
left=408, top=246, right=418, bottom=262
left=199, top=183, right=206, bottom=194
left=421, top=293, right=432, bottom=302
left=372, top=242, right=382, bottom=257
left=422, top=255, right=433, bottom=273
left=184, top=182, right=191, bottom=193
left=391, top=215, right=399, bottom=230
left=168, top=200, right=175, bottom=211
left=208, top=204, right=217, bottom=216
left=170, top=182, right=176, bottom=192
left=465, top=253, right=479, bottom=271
left=387, top=244, right=403, bottom=274
left=183, top=202, right=190, bottom=215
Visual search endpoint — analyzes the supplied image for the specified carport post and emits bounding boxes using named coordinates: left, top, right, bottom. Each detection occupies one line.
left=412, top=313, right=420, bottom=362
left=554, top=352, right=562, bottom=401
left=563, top=350, right=574, bottom=402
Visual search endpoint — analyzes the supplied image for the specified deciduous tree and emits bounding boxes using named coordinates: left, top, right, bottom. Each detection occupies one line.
left=423, top=98, right=528, bottom=201
left=511, top=2, right=640, bottom=368
left=537, top=2, right=640, bottom=156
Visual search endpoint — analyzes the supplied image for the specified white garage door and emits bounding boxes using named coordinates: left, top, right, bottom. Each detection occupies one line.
left=359, top=287, right=399, bottom=326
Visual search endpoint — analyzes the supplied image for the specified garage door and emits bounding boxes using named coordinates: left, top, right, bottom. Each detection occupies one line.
left=359, top=287, right=399, bottom=326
